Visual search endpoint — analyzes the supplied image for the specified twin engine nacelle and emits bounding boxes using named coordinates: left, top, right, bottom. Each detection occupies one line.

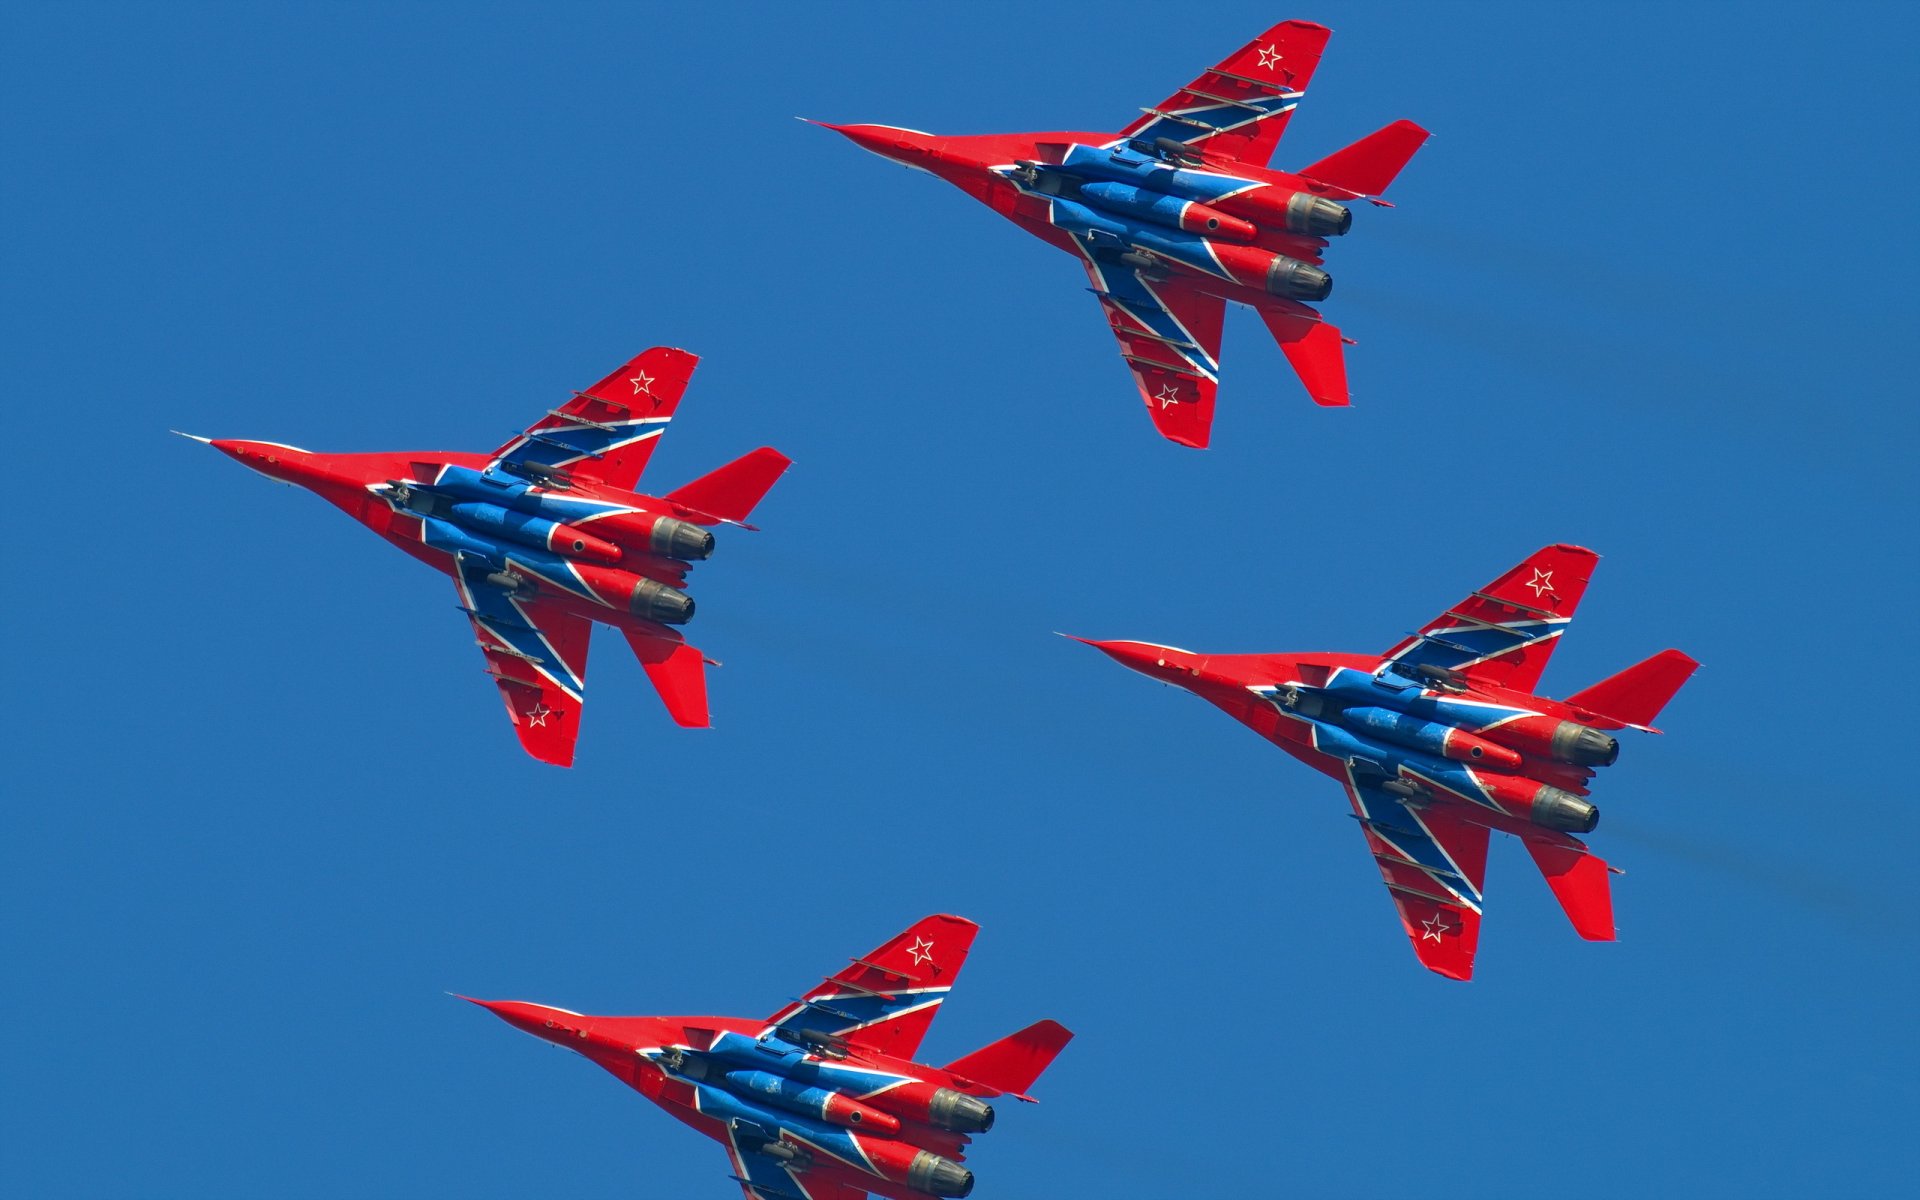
left=580, top=510, right=715, bottom=562
left=866, top=1081, right=995, bottom=1134
left=1474, top=772, right=1600, bottom=833
left=1214, top=187, right=1353, bottom=237
left=1208, top=242, right=1332, bottom=302
left=1473, top=715, right=1619, bottom=767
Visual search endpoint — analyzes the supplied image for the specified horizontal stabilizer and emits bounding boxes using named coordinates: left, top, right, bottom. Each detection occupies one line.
left=1298, top=119, right=1430, bottom=199
left=625, top=634, right=709, bottom=728
left=1566, top=649, right=1699, bottom=731
left=666, top=447, right=792, bottom=526
left=944, top=1020, right=1074, bottom=1099
left=1525, top=836, right=1615, bottom=941
left=1259, top=308, right=1349, bottom=407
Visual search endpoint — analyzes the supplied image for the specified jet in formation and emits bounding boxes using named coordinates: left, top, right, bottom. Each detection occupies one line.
left=1074, top=545, right=1698, bottom=979
left=464, top=914, right=1071, bottom=1199
left=821, top=19, right=1426, bottom=448
left=183, top=348, right=788, bottom=766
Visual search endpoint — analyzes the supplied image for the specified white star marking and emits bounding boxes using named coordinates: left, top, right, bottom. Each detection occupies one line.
left=1525, top=568, right=1554, bottom=598
left=1256, top=44, right=1282, bottom=70
left=1420, top=914, right=1455, bottom=942
left=524, top=702, right=554, bottom=728
left=1155, top=383, right=1183, bottom=408
left=906, top=937, right=935, bottom=967
left=629, top=371, right=655, bottom=395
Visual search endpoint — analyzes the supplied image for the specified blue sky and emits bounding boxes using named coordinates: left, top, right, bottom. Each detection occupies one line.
left=5, top=2, right=1917, bottom=1195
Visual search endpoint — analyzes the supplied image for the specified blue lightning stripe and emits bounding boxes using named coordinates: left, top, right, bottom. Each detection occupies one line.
left=444, top=548, right=585, bottom=700
left=494, top=415, right=670, bottom=473
left=767, top=984, right=951, bottom=1044
left=702, top=1032, right=917, bottom=1098
left=1344, top=771, right=1485, bottom=911
left=1316, top=667, right=1539, bottom=731
left=1253, top=687, right=1505, bottom=821
left=1385, top=617, right=1570, bottom=678
left=692, top=1078, right=877, bottom=1179
left=1127, top=90, right=1303, bottom=149
left=1059, top=143, right=1267, bottom=203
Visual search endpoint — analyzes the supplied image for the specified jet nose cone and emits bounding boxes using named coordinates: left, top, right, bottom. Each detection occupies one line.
left=819, top=121, right=939, bottom=163
left=1066, top=634, right=1208, bottom=682
left=204, top=438, right=326, bottom=486
left=460, top=997, right=587, bottom=1045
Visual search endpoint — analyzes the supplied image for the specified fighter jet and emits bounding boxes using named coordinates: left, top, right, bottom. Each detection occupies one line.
left=1073, top=545, right=1698, bottom=980
left=463, top=914, right=1072, bottom=1200
left=820, top=19, right=1426, bottom=448
left=183, top=348, right=788, bottom=766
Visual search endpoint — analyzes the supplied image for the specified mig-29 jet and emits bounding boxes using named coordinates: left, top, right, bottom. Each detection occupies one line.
left=463, top=914, right=1072, bottom=1200
left=182, top=348, right=788, bottom=766
left=819, top=19, right=1427, bottom=447
left=1073, top=545, right=1699, bottom=980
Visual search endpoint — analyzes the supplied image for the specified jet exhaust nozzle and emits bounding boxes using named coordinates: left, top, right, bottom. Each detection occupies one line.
left=1532, top=786, right=1600, bottom=833
left=907, top=1150, right=974, bottom=1198
left=1287, top=192, right=1353, bottom=237
left=1266, top=253, right=1332, bottom=301
left=1552, top=722, right=1619, bottom=767
left=927, top=1088, right=995, bottom=1133
left=650, top=516, right=715, bottom=561
left=629, top=577, right=695, bottom=625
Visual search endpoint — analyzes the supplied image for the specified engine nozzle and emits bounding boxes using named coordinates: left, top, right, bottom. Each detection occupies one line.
left=629, top=577, right=694, bottom=625
left=1287, top=192, right=1353, bottom=237
left=1532, top=786, right=1599, bottom=833
left=650, top=516, right=715, bottom=561
left=1553, top=723, right=1620, bottom=767
left=928, top=1088, right=995, bottom=1133
left=907, top=1151, right=974, bottom=1199
left=1266, top=254, right=1332, bottom=301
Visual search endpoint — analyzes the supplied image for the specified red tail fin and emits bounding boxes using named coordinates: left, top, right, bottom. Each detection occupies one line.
left=1525, top=836, right=1616, bottom=941
left=1566, top=649, right=1699, bottom=731
left=945, top=1020, right=1073, bottom=1099
left=625, top=634, right=709, bottom=728
left=666, top=447, right=791, bottom=526
left=1298, top=119, right=1430, bottom=199
left=1258, top=307, right=1349, bottom=406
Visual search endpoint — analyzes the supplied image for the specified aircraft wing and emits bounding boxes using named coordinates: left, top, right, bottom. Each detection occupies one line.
left=452, top=556, right=592, bottom=767
left=1342, top=768, right=1490, bottom=981
left=1381, top=544, right=1601, bottom=694
left=723, top=1132, right=866, bottom=1200
left=1118, top=19, right=1331, bottom=167
left=489, top=347, right=698, bottom=491
left=763, top=914, right=979, bottom=1060
left=1076, top=251, right=1225, bottom=448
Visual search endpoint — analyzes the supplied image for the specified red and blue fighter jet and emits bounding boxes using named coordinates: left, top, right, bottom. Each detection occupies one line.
left=182, top=348, right=788, bottom=766
left=1073, top=546, right=1699, bottom=979
left=463, top=914, right=1072, bottom=1200
left=820, top=19, right=1427, bottom=448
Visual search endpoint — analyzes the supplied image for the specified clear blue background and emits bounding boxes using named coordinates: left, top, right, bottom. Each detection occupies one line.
left=6, top=2, right=1916, bottom=1195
